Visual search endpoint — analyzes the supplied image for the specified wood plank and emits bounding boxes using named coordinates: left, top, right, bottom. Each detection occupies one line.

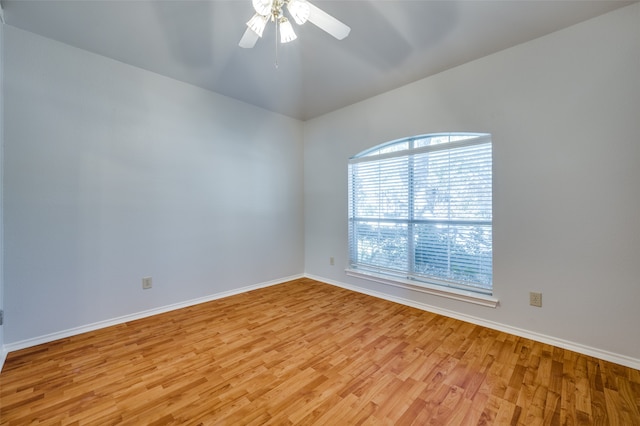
left=1, top=278, right=638, bottom=424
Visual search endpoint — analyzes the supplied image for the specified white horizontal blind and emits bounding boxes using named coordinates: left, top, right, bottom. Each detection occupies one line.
left=348, top=134, right=492, bottom=293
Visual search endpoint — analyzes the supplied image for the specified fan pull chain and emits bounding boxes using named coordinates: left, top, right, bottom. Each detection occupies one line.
left=275, top=19, right=279, bottom=68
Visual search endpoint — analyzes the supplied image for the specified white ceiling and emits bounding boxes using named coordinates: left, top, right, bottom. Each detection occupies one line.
left=2, top=0, right=634, bottom=120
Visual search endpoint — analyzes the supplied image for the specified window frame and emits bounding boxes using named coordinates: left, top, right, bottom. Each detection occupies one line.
left=347, top=133, right=498, bottom=307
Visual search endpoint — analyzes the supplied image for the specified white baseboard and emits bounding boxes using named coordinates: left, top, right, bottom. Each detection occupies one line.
left=305, top=273, right=640, bottom=371
left=0, top=348, right=7, bottom=373
left=2, top=274, right=303, bottom=355
left=3, top=273, right=638, bottom=372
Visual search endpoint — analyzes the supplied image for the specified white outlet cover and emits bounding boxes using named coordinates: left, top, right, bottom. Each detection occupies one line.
left=142, top=277, right=152, bottom=289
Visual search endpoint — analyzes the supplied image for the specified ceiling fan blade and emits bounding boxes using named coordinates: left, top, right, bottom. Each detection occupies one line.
left=307, top=2, right=350, bottom=40
left=239, top=27, right=260, bottom=48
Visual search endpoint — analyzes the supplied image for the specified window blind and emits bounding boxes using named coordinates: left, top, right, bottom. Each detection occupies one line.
left=348, top=134, right=492, bottom=293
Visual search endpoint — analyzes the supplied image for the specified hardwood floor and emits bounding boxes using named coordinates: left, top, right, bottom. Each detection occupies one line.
left=1, top=278, right=639, bottom=425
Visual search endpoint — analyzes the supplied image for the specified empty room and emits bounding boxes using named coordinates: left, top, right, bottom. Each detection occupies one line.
left=0, top=0, right=639, bottom=424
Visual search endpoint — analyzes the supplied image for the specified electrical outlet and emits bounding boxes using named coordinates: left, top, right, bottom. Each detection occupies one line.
left=529, top=291, right=542, bottom=307
left=330, top=257, right=335, bottom=266
left=142, top=277, right=153, bottom=290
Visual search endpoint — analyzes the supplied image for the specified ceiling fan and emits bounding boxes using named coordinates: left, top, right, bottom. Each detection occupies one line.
left=239, top=0, right=351, bottom=48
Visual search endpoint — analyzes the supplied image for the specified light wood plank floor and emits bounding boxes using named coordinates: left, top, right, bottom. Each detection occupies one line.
left=1, top=278, right=639, bottom=425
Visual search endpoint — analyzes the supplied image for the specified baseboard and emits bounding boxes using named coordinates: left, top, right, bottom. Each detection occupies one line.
left=305, top=273, right=640, bottom=371
left=0, top=348, right=7, bottom=373
left=3, top=274, right=304, bottom=355
left=4, top=273, right=638, bottom=372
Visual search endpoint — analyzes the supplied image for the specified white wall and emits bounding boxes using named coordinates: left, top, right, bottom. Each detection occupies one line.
left=3, top=26, right=304, bottom=344
left=304, top=4, right=640, bottom=364
left=3, top=4, right=639, bottom=368
left=0, top=22, right=5, bottom=363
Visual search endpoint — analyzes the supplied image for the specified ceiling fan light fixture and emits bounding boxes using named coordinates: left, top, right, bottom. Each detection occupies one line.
left=287, top=0, right=310, bottom=25
left=279, top=17, right=298, bottom=43
left=279, top=17, right=297, bottom=43
left=247, top=13, right=268, bottom=37
left=252, top=0, right=273, bottom=16
left=239, top=0, right=350, bottom=50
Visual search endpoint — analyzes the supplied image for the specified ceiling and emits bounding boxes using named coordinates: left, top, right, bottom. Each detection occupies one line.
left=2, top=0, right=635, bottom=120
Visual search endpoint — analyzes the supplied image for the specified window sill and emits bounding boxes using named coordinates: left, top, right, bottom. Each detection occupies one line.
left=345, top=269, right=499, bottom=308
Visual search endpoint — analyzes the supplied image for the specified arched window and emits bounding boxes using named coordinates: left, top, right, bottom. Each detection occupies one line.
left=348, top=133, right=492, bottom=294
